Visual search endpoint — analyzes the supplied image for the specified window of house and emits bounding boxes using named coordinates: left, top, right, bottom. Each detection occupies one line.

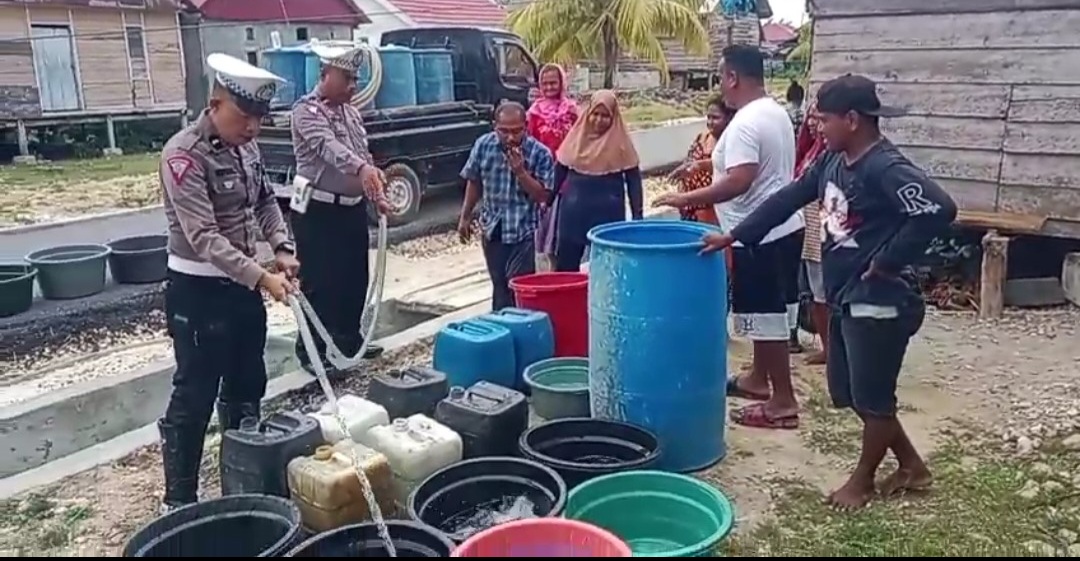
left=494, top=41, right=536, bottom=87
left=125, top=26, right=145, bottom=60
left=296, top=27, right=309, bottom=41
left=246, top=51, right=258, bottom=65
left=245, top=27, right=255, bottom=41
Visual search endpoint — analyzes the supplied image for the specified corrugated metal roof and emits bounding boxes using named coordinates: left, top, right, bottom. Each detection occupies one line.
left=189, top=0, right=368, bottom=26
left=391, top=0, right=507, bottom=28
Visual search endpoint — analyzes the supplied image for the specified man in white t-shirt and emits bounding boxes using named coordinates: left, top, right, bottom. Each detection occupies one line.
left=656, top=45, right=803, bottom=430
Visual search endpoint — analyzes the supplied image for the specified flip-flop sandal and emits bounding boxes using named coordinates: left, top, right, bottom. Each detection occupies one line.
left=731, top=403, right=800, bottom=430
left=726, top=377, right=770, bottom=401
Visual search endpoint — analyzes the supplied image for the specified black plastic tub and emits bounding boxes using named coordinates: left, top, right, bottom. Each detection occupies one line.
left=520, top=418, right=662, bottom=490
left=407, top=457, right=567, bottom=544
left=107, top=234, right=168, bottom=284
left=284, top=521, right=455, bottom=557
left=121, top=494, right=302, bottom=557
left=0, top=264, right=36, bottom=318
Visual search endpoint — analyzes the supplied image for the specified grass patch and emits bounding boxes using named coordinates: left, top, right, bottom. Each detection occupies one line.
left=0, top=153, right=161, bottom=227
left=799, top=379, right=862, bottom=458
left=723, top=436, right=1080, bottom=556
left=0, top=153, right=159, bottom=187
left=622, top=101, right=700, bottom=128
left=0, top=494, right=93, bottom=554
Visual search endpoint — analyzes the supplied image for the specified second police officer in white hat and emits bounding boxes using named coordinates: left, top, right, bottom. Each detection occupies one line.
left=290, top=41, right=391, bottom=374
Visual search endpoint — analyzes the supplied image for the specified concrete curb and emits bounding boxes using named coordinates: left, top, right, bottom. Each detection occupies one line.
left=0, top=206, right=165, bottom=237
left=0, top=299, right=489, bottom=499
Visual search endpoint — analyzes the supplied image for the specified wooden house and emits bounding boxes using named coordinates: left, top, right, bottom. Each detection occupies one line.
left=810, top=0, right=1080, bottom=240
left=0, top=0, right=186, bottom=159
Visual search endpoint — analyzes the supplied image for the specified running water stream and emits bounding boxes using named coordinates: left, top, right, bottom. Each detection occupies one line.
left=289, top=216, right=397, bottom=557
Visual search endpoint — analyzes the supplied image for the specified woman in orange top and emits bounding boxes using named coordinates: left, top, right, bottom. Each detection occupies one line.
left=795, top=105, right=829, bottom=364
left=669, top=95, right=737, bottom=270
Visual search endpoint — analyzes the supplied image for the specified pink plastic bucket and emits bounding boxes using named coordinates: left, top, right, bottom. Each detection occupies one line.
left=452, top=519, right=632, bottom=558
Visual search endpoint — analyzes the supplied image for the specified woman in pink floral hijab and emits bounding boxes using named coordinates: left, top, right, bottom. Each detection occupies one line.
left=528, top=64, right=579, bottom=268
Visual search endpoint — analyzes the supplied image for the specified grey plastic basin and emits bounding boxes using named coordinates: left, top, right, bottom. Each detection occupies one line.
left=25, top=244, right=111, bottom=300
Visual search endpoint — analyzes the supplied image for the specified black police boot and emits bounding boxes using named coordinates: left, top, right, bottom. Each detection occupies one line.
left=158, top=418, right=202, bottom=513
left=363, top=343, right=384, bottom=360
left=296, top=338, right=338, bottom=376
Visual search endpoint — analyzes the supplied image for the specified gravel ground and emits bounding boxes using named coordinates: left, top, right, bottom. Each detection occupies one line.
left=1, top=301, right=299, bottom=409
left=0, top=337, right=436, bottom=557
left=2, top=308, right=1079, bottom=555
left=389, top=177, right=678, bottom=261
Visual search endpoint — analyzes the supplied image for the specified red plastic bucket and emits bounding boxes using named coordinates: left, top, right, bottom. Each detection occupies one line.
left=509, top=272, right=588, bottom=357
left=452, top=519, right=632, bottom=558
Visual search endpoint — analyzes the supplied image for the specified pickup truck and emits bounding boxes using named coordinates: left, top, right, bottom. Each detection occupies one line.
left=258, top=27, right=541, bottom=226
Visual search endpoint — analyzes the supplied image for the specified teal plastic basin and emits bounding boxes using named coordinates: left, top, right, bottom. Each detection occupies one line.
left=523, top=357, right=590, bottom=419
left=565, top=471, right=734, bottom=557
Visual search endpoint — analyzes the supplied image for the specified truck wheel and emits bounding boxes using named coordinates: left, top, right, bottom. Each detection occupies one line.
left=376, top=163, right=423, bottom=227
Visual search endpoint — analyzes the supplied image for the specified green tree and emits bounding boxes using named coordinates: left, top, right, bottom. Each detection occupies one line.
left=786, top=20, right=811, bottom=63
left=507, top=0, right=709, bottom=89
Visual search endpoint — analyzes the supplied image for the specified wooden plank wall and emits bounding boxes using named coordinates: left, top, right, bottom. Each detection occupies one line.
left=0, top=4, right=185, bottom=117
left=142, top=10, right=184, bottom=105
left=811, top=8, right=1080, bottom=238
left=0, top=4, right=40, bottom=118
left=69, top=7, right=132, bottom=109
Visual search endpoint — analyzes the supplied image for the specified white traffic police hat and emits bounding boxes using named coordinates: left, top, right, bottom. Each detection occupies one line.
left=206, top=52, right=286, bottom=116
left=310, top=39, right=366, bottom=74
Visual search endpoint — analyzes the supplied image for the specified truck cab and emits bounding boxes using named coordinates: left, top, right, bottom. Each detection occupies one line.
left=261, top=27, right=540, bottom=226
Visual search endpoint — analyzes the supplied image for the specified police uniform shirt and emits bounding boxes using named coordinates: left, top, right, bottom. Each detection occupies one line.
left=161, top=53, right=290, bottom=289
left=291, top=41, right=372, bottom=198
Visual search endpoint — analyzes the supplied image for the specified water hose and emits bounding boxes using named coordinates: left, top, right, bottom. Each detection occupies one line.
left=352, top=42, right=383, bottom=109
left=288, top=214, right=389, bottom=414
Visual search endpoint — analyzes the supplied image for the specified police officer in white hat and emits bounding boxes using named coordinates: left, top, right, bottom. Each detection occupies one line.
left=157, top=53, right=298, bottom=511
left=290, top=40, right=390, bottom=374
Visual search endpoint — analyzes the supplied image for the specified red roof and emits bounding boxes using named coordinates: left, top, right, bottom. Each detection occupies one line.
left=187, top=0, right=368, bottom=26
left=391, top=0, right=507, bottom=28
left=762, top=21, right=797, bottom=44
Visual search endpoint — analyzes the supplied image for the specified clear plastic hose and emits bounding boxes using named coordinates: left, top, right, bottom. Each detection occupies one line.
left=288, top=214, right=389, bottom=414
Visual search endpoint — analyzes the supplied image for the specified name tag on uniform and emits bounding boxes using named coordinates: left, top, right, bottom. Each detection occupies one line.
left=290, top=175, right=314, bottom=214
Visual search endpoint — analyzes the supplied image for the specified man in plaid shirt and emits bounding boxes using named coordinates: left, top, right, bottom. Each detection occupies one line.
left=458, top=102, right=555, bottom=309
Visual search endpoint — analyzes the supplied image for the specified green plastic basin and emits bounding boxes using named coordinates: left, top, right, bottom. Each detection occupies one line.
left=565, top=471, right=734, bottom=557
left=0, top=264, right=36, bottom=318
left=523, top=357, right=590, bottom=420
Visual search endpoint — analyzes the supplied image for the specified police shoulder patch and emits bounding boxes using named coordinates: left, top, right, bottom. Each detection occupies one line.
left=166, top=154, right=195, bottom=184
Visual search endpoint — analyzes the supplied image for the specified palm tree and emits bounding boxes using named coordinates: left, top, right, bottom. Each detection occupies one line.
left=786, top=20, right=811, bottom=64
left=507, top=0, right=710, bottom=89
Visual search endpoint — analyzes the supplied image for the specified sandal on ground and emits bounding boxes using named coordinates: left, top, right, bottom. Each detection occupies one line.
left=730, top=403, right=800, bottom=430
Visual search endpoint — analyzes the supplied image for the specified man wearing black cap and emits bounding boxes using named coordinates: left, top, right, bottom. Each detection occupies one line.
left=701, top=74, right=958, bottom=509
left=157, top=53, right=298, bottom=512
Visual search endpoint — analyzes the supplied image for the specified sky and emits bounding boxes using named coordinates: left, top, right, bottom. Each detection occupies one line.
left=769, top=0, right=809, bottom=25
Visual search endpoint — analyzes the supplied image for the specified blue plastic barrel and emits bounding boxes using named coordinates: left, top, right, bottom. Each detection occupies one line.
left=375, top=45, right=417, bottom=109
left=262, top=45, right=310, bottom=107
left=586, top=220, right=728, bottom=473
left=412, top=48, right=454, bottom=105
left=355, top=50, right=376, bottom=110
